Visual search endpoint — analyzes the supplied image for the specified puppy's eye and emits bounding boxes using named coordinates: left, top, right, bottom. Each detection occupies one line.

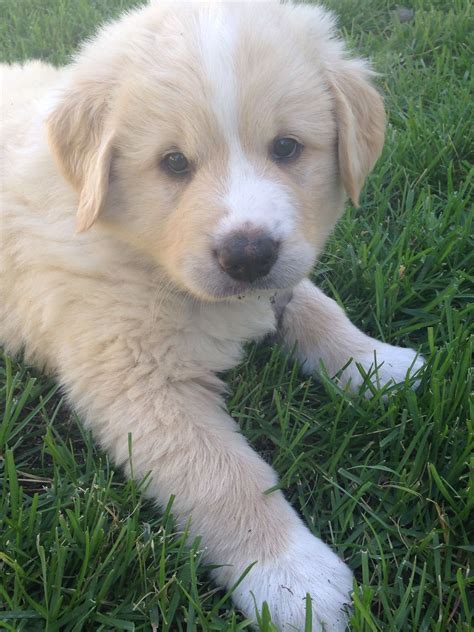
left=162, top=152, right=190, bottom=174
left=271, top=137, right=302, bottom=161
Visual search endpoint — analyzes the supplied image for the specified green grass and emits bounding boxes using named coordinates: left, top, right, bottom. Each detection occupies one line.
left=1, top=0, right=473, bottom=630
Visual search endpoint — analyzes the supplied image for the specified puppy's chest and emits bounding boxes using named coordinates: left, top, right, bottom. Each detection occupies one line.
left=186, top=295, right=277, bottom=373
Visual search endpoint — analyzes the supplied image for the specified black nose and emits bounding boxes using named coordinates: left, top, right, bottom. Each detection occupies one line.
left=216, top=232, right=279, bottom=282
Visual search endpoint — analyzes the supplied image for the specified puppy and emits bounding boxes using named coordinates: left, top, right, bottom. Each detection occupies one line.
left=0, top=2, right=424, bottom=629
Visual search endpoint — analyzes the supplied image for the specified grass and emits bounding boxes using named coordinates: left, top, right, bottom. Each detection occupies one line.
left=1, top=0, right=472, bottom=630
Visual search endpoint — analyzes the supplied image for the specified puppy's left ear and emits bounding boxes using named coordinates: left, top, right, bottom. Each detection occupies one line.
left=289, top=3, right=386, bottom=205
left=327, top=60, right=386, bottom=206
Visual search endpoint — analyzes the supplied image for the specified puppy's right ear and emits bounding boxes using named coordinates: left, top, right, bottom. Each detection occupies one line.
left=46, top=80, right=114, bottom=233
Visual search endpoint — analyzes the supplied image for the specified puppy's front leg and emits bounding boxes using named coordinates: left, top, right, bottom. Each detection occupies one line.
left=59, top=341, right=352, bottom=630
left=279, top=279, right=424, bottom=391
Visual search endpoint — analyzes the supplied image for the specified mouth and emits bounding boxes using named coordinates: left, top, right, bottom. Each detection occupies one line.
left=183, top=241, right=316, bottom=301
left=208, top=278, right=283, bottom=299
left=192, top=265, right=306, bottom=301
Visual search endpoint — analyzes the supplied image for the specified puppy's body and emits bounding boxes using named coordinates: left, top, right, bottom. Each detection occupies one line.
left=1, top=3, right=423, bottom=630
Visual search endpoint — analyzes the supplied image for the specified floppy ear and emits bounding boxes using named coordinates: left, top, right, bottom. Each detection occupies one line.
left=327, top=61, right=386, bottom=206
left=46, top=81, right=114, bottom=232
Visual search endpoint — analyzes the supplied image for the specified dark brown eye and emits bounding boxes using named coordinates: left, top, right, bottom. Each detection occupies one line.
left=163, top=152, right=189, bottom=174
left=272, top=137, right=302, bottom=160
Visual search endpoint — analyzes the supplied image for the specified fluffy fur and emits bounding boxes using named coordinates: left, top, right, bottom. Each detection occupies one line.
left=0, top=2, right=423, bottom=630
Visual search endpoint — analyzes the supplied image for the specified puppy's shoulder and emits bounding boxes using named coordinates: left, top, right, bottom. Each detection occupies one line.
left=1, top=61, right=64, bottom=120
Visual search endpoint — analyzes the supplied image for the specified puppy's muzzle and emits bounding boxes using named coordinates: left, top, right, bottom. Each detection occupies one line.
left=216, top=232, right=279, bottom=283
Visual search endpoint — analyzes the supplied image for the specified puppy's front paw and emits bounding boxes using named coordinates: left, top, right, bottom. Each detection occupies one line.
left=230, top=527, right=353, bottom=631
left=340, top=342, right=425, bottom=394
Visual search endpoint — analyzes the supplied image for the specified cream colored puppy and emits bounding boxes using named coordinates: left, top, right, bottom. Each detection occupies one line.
left=0, top=2, right=424, bottom=630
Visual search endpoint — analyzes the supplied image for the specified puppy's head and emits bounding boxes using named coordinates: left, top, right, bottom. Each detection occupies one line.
left=47, top=1, right=385, bottom=300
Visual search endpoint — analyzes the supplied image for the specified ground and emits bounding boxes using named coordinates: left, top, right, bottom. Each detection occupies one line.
left=0, top=0, right=472, bottom=630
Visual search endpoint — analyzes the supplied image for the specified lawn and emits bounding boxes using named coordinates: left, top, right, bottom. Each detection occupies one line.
left=0, top=0, right=472, bottom=630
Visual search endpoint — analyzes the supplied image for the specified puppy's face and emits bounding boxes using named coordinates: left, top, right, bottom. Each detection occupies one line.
left=48, top=2, right=385, bottom=300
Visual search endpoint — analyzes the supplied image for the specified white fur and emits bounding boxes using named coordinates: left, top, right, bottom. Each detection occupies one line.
left=231, top=524, right=353, bottom=631
left=219, top=148, right=297, bottom=239
left=198, top=3, right=238, bottom=139
left=281, top=280, right=424, bottom=393
left=0, top=3, right=424, bottom=629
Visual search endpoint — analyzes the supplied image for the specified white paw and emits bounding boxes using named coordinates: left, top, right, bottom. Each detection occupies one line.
left=339, top=342, right=425, bottom=394
left=230, top=526, right=353, bottom=631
